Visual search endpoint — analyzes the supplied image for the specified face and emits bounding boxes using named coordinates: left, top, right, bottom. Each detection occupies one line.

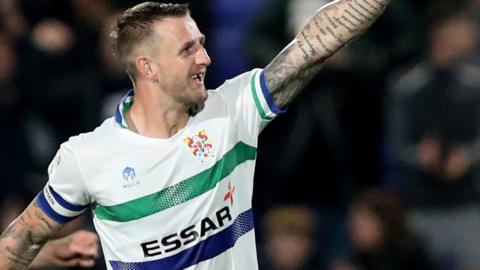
left=430, top=17, right=478, bottom=65
left=267, top=234, right=312, bottom=270
left=348, top=207, right=384, bottom=252
left=144, top=15, right=211, bottom=115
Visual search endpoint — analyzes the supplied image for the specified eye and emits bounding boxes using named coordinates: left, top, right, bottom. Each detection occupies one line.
left=182, top=45, right=195, bottom=55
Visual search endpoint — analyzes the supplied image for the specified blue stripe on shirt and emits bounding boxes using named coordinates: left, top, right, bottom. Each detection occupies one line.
left=109, top=208, right=254, bottom=270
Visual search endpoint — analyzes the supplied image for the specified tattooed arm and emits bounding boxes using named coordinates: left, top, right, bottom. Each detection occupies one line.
left=0, top=200, right=63, bottom=269
left=264, top=0, right=390, bottom=108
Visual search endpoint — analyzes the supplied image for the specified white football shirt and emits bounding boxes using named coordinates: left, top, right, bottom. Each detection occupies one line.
left=36, top=69, right=284, bottom=269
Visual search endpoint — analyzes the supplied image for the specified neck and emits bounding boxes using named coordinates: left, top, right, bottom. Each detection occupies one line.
left=128, top=84, right=190, bottom=139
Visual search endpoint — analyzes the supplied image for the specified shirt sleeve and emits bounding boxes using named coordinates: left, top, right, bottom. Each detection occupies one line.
left=36, top=141, right=91, bottom=224
left=218, top=68, right=286, bottom=135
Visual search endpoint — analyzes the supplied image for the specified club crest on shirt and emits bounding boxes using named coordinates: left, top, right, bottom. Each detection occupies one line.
left=184, top=129, right=215, bottom=163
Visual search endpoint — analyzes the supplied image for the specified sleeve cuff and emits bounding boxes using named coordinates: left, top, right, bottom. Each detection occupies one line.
left=259, top=71, right=287, bottom=116
left=250, top=69, right=286, bottom=121
left=36, top=185, right=88, bottom=224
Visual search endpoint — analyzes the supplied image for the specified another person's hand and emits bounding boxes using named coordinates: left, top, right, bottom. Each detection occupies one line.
left=31, top=230, right=99, bottom=269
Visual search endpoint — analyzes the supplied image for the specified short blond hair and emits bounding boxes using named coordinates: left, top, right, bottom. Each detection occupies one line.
left=111, top=2, right=189, bottom=80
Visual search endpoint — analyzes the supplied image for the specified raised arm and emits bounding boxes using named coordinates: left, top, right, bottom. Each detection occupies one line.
left=0, top=200, right=63, bottom=269
left=264, top=0, right=390, bottom=108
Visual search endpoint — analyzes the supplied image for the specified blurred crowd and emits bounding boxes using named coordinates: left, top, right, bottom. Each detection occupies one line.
left=2, top=0, right=480, bottom=269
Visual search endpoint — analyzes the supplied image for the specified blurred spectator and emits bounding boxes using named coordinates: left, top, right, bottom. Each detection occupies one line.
left=14, top=14, right=80, bottom=171
left=385, top=2, right=480, bottom=208
left=384, top=3, right=480, bottom=269
left=259, top=205, right=322, bottom=270
left=330, top=188, right=436, bottom=270
left=13, top=2, right=118, bottom=170
left=0, top=32, right=36, bottom=198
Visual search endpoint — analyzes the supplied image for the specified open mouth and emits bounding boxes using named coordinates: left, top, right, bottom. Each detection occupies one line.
left=191, top=72, right=205, bottom=84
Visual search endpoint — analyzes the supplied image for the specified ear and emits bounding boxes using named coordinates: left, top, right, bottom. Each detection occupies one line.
left=135, top=56, right=156, bottom=80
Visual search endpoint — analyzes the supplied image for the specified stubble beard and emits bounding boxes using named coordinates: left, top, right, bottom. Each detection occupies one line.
left=187, top=102, right=203, bottom=116
left=185, top=88, right=207, bottom=116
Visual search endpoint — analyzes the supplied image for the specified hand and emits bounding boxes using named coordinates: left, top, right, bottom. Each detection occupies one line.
left=444, top=146, right=471, bottom=181
left=31, top=230, right=99, bottom=268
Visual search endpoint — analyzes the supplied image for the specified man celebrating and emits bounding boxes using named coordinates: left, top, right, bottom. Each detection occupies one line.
left=0, top=1, right=389, bottom=269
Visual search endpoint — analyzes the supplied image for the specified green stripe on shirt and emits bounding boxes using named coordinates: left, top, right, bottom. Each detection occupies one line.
left=251, top=70, right=274, bottom=121
left=93, top=142, right=257, bottom=222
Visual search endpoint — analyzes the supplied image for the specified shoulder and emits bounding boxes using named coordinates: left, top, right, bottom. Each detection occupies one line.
left=209, top=69, right=261, bottom=94
left=206, top=68, right=264, bottom=109
left=63, top=117, right=117, bottom=153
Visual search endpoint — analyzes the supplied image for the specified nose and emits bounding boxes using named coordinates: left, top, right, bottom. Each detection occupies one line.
left=195, top=46, right=211, bottom=66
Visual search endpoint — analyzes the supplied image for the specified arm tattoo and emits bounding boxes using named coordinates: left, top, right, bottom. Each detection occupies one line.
left=352, top=0, right=377, bottom=18
left=265, top=0, right=390, bottom=107
left=300, top=28, right=318, bottom=61
left=0, top=200, right=60, bottom=269
left=266, top=44, right=324, bottom=107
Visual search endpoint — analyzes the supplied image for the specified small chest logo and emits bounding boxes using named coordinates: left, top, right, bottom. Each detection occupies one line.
left=184, top=129, right=215, bottom=163
left=122, top=167, right=140, bottom=188
left=123, top=167, right=135, bottom=181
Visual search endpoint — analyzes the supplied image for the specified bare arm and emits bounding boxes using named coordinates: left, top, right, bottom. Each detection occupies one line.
left=264, top=0, right=390, bottom=108
left=0, top=200, right=63, bottom=269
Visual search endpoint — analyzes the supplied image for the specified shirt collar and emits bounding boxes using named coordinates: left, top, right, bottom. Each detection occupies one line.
left=115, top=89, right=134, bottom=128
